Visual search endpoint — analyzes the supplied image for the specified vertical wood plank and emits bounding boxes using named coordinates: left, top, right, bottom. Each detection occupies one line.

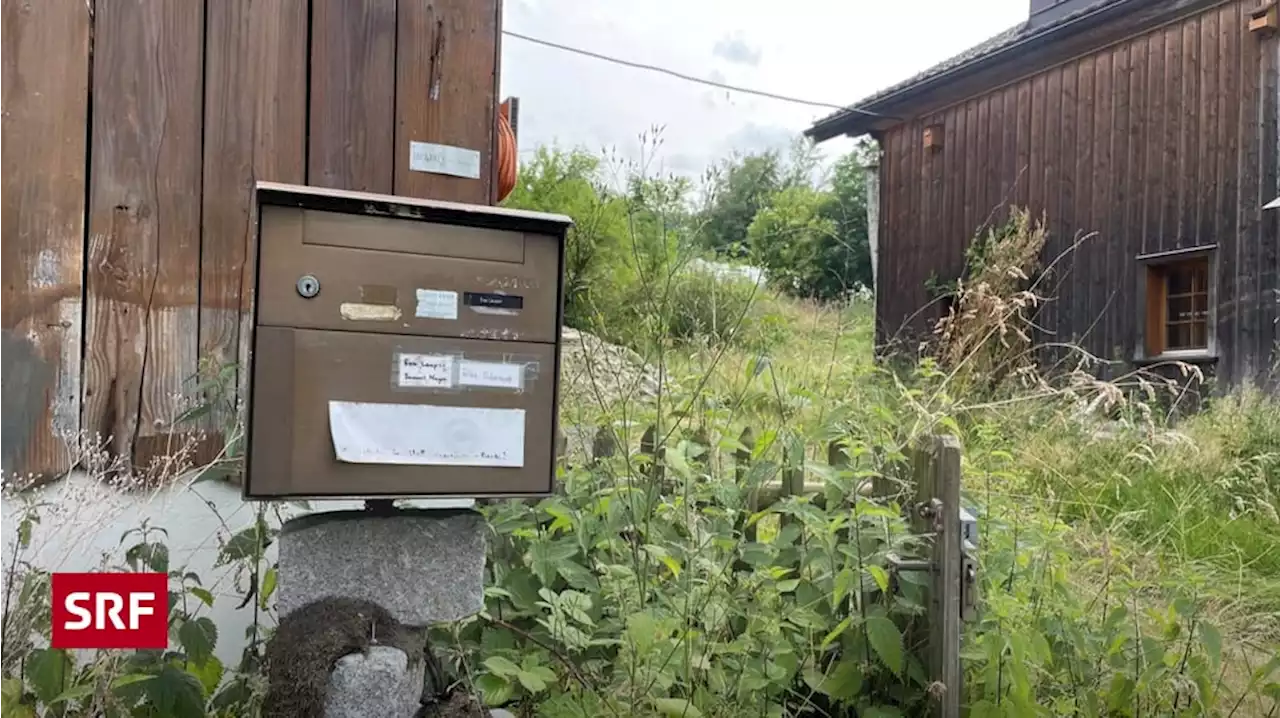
left=201, top=0, right=307, bottom=455
left=964, top=99, right=979, bottom=240
left=1217, top=2, right=1241, bottom=380
left=1015, top=79, right=1033, bottom=208
left=905, top=119, right=922, bottom=336
left=1197, top=12, right=1218, bottom=247
left=1092, top=50, right=1114, bottom=358
left=309, top=0, right=396, bottom=192
left=1256, top=24, right=1279, bottom=368
left=943, top=107, right=961, bottom=280
left=1109, top=44, right=1130, bottom=365
left=1001, top=86, right=1019, bottom=214
left=1163, top=24, right=1183, bottom=250
left=1235, top=3, right=1262, bottom=378
left=1180, top=17, right=1200, bottom=248
left=1145, top=28, right=1167, bottom=255
left=84, top=0, right=204, bottom=472
left=0, top=0, right=90, bottom=481
left=1075, top=56, right=1096, bottom=347
left=976, top=95, right=994, bottom=233
left=985, top=92, right=1004, bottom=230
left=1126, top=36, right=1149, bottom=359
left=1056, top=62, right=1078, bottom=354
left=1028, top=74, right=1047, bottom=217
left=1041, top=66, right=1063, bottom=357
left=395, top=0, right=498, bottom=204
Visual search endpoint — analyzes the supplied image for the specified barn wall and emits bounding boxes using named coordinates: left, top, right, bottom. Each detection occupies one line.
left=875, top=0, right=1279, bottom=388
left=1, top=0, right=504, bottom=482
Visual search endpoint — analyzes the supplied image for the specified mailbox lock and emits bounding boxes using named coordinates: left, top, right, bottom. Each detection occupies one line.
left=296, top=275, right=321, bottom=298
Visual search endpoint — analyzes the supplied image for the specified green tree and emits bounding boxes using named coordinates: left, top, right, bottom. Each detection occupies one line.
left=814, top=146, right=873, bottom=296
left=502, top=146, right=628, bottom=326
left=744, top=145, right=874, bottom=301
left=697, top=151, right=783, bottom=256
left=746, top=185, right=836, bottom=295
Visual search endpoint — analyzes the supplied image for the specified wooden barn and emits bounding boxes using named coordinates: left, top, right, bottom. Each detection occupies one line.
left=2, top=0, right=514, bottom=483
left=807, top=0, right=1280, bottom=389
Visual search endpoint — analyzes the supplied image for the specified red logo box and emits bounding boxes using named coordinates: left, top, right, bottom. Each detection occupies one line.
left=51, top=573, right=169, bottom=650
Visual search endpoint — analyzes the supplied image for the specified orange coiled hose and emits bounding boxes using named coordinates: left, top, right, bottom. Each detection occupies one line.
left=496, top=101, right=517, bottom=203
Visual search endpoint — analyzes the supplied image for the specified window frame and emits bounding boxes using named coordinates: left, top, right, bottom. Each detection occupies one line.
left=1135, top=245, right=1218, bottom=362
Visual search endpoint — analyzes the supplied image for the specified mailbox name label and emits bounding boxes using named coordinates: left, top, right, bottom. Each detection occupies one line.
left=398, top=353, right=455, bottom=388
left=415, top=289, right=458, bottom=320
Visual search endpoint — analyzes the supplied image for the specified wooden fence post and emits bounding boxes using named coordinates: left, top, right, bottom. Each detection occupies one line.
left=780, top=440, right=804, bottom=531
left=910, top=434, right=963, bottom=718
left=736, top=427, right=756, bottom=543
left=590, top=424, right=616, bottom=468
left=640, top=424, right=663, bottom=484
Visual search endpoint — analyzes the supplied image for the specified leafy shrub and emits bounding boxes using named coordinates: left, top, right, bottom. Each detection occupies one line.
left=1, top=496, right=277, bottom=718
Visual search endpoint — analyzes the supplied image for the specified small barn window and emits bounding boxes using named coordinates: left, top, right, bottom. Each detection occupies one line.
left=1141, top=250, right=1214, bottom=358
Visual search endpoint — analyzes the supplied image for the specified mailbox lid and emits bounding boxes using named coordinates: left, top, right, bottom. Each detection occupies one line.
left=246, top=326, right=559, bottom=498
left=253, top=183, right=572, bottom=344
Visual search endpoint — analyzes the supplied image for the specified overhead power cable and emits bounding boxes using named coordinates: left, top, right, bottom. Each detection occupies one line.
left=502, top=29, right=889, bottom=117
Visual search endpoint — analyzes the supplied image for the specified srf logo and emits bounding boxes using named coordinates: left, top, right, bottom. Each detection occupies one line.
left=51, top=573, right=168, bottom=650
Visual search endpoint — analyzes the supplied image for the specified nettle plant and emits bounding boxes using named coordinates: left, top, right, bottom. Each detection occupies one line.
left=1, top=497, right=279, bottom=718
left=433, top=401, right=936, bottom=718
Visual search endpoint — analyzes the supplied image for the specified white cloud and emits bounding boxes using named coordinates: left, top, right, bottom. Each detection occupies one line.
left=713, top=34, right=763, bottom=67
left=501, top=0, right=1027, bottom=180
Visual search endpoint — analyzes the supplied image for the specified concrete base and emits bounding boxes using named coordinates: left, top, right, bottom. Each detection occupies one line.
left=326, top=646, right=425, bottom=718
left=277, top=508, right=486, bottom=626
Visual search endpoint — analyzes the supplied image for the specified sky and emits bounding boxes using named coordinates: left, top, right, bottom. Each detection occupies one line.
left=500, top=0, right=1027, bottom=184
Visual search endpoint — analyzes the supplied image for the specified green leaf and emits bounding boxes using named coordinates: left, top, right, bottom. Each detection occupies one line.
left=627, top=611, right=661, bottom=655
left=1199, top=622, right=1222, bottom=670
left=833, top=567, right=855, bottom=608
left=516, top=667, right=554, bottom=693
left=143, top=665, right=206, bottom=718
left=179, top=617, right=218, bottom=666
left=821, top=616, right=853, bottom=650
left=529, top=538, right=578, bottom=586
left=865, top=616, right=904, bottom=674
left=189, top=654, right=224, bottom=697
left=218, top=526, right=268, bottom=565
left=189, top=586, right=215, bottom=607
left=865, top=565, right=890, bottom=593
left=653, top=697, right=703, bottom=717
left=803, top=658, right=862, bottom=700
left=26, top=648, right=72, bottom=703
left=776, top=579, right=800, bottom=593
left=48, top=682, right=96, bottom=705
left=863, top=707, right=903, bottom=718
left=1, top=696, right=34, bottom=718
left=260, top=566, right=278, bottom=610
left=475, top=673, right=514, bottom=706
left=483, top=656, right=521, bottom=679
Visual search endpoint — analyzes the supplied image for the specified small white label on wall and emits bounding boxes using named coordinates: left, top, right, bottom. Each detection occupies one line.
left=409, top=141, right=482, bottom=179
left=415, top=289, right=458, bottom=320
left=329, top=401, right=525, bottom=467
left=398, top=353, right=454, bottom=388
left=458, top=360, right=524, bottom=390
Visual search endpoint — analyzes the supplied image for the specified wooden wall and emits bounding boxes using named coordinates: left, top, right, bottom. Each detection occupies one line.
left=1, top=0, right=503, bottom=481
left=875, top=0, right=1279, bottom=387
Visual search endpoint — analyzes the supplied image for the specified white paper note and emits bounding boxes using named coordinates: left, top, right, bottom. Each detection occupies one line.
left=397, top=353, right=454, bottom=388
left=408, top=141, right=482, bottom=179
left=458, top=360, right=524, bottom=389
left=329, top=401, right=525, bottom=467
left=415, top=289, right=458, bottom=320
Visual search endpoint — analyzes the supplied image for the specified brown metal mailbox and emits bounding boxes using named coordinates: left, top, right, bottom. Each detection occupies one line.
left=244, top=182, right=572, bottom=499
